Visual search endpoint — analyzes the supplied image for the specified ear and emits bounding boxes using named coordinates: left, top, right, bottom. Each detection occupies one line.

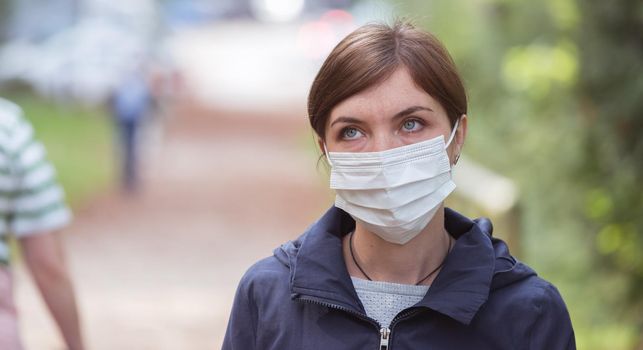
left=449, top=114, right=467, bottom=165
left=317, top=137, right=326, bottom=155
left=455, top=114, right=468, bottom=154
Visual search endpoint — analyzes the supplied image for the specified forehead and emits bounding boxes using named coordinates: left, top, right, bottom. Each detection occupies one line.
left=328, top=68, right=446, bottom=122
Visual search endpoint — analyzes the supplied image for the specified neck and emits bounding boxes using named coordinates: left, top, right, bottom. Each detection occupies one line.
left=344, top=205, right=453, bottom=285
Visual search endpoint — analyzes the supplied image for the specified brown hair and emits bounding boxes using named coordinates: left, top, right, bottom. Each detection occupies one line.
left=307, top=20, right=467, bottom=140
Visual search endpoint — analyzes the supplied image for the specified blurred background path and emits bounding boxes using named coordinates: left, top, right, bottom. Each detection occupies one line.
left=8, top=17, right=343, bottom=349
left=13, top=99, right=331, bottom=349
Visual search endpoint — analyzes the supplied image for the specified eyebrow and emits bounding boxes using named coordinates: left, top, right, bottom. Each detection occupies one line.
left=330, top=116, right=364, bottom=128
left=393, top=106, right=434, bottom=120
left=330, top=105, right=434, bottom=128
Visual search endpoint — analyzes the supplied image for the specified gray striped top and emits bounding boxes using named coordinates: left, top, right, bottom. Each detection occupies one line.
left=0, top=98, right=71, bottom=264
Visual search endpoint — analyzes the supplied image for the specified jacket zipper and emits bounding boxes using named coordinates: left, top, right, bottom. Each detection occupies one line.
left=382, top=308, right=424, bottom=349
left=296, top=295, right=385, bottom=350
left=297, top=296, right=426, bottom=350
left=379, top=327, right=390, bottom=349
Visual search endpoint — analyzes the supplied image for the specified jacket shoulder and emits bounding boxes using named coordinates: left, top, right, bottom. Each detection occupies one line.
left=224, top=255, right=292, bottom=350
left=519, top=274, right=575, bottom=348
left=237, top=255, right=291, bottom=299
left=522, top=274, right=569, bottom=320
left=481, top=265, right=575, bottom=348
left=519, top=274, right=571, bottom=323
left=491, top=260, right=569, bottom=314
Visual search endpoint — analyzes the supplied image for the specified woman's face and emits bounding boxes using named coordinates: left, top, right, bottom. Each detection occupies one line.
left=323, top=67, right=466, bottom=160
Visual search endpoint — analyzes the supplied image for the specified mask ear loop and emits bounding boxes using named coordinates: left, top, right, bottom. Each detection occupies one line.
left=445, top=117, right=460, bottom=148
left=446, top=117, right=461, bottom=166
left=323, top=142, right=334, bottom=167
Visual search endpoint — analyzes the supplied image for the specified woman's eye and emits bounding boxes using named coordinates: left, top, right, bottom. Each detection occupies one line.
left=341, top=127, right=362, bottom=140
left=402, top=119, right=422, bottom=132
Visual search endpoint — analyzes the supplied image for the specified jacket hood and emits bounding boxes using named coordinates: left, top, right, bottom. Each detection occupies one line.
left=273, top=206, right=536, bottom=324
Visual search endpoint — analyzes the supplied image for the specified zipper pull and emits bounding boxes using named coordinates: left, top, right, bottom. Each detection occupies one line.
left=379, top=327, right=390, bottom=350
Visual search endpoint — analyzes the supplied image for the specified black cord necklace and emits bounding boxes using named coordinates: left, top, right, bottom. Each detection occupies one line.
left=349, top=230, right=453, bottom=286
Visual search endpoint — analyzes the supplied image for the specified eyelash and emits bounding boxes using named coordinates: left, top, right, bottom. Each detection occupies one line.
left=337, top=117, right=426, bottom=141
left=400, top=118, right=425, bottom=133
left=339, top=127, right=363, bottom=140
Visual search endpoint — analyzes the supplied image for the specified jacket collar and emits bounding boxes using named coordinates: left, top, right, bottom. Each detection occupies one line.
left=288, top=206, right=495, bottom=325
left=289, top=207, right=358, bottom=311
left=417, top=208, right=495, bottom=324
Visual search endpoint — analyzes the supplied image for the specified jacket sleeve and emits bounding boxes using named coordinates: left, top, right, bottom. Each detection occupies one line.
left=222, top=274, right=258, bottom=350
left=528, top=284, right=576, bottom=350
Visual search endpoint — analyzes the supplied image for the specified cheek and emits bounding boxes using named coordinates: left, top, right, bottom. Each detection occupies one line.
left=399, top=125, right=449, bottom=145
left=428, top=127, right=449, bottom=138
left=326, top=137, right=368, bottom=153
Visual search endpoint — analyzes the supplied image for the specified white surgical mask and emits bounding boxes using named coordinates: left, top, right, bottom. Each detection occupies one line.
left=325, top=119, right=459, bottom=244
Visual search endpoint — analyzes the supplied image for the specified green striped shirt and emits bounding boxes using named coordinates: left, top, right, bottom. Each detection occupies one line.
left=0, top=98, right=71, bottom=264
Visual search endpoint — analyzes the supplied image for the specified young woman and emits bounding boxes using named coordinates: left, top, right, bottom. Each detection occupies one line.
left=222, top=21, right=575, bottom=350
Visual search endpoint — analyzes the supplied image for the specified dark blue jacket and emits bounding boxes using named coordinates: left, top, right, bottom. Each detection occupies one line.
left=222, top=207, right=575, bottom=349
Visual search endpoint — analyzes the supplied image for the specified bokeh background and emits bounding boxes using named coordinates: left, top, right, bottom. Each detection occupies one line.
left=1, top=0, right=641, bottom=349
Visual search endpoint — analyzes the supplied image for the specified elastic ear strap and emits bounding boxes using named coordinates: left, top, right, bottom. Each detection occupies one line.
left=323, top=143, right=334, bottom=167
left=445, top=117, right=461, bottom=148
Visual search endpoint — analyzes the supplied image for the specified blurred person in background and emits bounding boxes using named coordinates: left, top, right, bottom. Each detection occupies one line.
left=223, top=21, right=574, bottom=349
left=109, top=65, right=154, bottom=194
left=0, top=98, right=84, bottom=350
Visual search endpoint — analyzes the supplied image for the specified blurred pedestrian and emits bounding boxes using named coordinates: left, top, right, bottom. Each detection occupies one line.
left=110, top=66, right=153, bottom=193
left=0, top=98, right=84, bottom=350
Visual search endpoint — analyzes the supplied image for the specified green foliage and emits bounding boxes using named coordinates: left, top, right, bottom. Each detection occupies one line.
left=575, top=0, right=643, bottom=340
left=393, top=0, right=643, bottom=348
